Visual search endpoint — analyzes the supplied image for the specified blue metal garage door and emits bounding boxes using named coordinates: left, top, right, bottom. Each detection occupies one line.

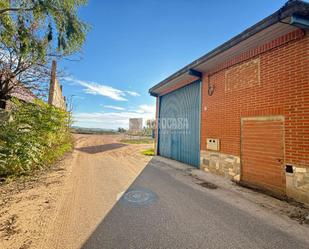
left=158, top=81, right=201, bottom=167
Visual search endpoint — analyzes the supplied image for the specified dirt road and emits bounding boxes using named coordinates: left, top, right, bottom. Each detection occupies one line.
left=40, top=134, right=152, bottom=249
left=0, top=134, right=152, bottom=249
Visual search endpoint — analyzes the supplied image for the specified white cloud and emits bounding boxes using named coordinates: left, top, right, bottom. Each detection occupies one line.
left=64, top=77, right=140, bottom=101
left=104, top=105, right=125, bottom=111
left=136, top=104, right=155, bottom=114
left=126, top=91, right=140, bottom=97
left=73, top=104, right=156, bottom=129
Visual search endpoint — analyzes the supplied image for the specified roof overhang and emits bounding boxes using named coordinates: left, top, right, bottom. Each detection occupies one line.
left=149, top=0, right=309, bottom=97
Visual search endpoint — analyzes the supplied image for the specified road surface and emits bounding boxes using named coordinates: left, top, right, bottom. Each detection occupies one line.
left=42, top=135, right=309, bottom=249
left=40, top=134, right=152, bottom=249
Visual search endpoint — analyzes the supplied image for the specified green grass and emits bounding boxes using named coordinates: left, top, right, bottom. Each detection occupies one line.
left=141, top=148, right=155, bottom=156
left=120, top=138, right=154, bottom=144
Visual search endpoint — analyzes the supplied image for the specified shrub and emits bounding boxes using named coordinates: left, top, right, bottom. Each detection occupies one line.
left=0, top=98, right=72, bottom=177
left=141, top=148, right=155, bottom=156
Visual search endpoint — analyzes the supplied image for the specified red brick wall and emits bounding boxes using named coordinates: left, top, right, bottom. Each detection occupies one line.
left=201, top=32, right=309, bottom=168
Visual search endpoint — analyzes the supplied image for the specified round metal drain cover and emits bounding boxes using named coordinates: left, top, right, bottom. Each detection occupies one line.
left=123, top=187, right=157, bottom=206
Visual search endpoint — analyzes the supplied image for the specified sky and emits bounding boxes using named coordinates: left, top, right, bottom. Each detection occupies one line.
left=61, top=0, right=288, bottom=130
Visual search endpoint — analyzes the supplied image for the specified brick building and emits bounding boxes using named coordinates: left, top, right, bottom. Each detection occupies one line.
left=129, top=118, right=143, bottom=133
left=149, top=1, right=309, bottom=204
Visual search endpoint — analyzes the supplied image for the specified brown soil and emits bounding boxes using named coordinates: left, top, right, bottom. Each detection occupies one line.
left=0, top=134, right=152, bottom=249
left=0, top=153, right=73, bottom=249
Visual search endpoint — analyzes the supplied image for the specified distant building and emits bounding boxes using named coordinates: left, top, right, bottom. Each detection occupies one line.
left=129, top=118, right=143, bottom=132
left=1, top=60, right=66, bottom=110
left=1, top=77, right=36, bottom=110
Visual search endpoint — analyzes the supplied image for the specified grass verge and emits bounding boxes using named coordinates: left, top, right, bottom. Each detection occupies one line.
left=141, top=148, right=155, bottom=156
left=121, top=138, right=154, bottom=144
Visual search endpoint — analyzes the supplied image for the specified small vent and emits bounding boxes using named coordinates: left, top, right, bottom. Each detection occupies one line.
left=286, top=165, right=293, bottom=173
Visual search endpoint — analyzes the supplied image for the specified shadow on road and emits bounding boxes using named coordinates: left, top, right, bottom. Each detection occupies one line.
left=79, top=157, right=309, bottom=249
left=76, top=143, right=127, bottom=154
left=80, top=159, right=156, bottom=249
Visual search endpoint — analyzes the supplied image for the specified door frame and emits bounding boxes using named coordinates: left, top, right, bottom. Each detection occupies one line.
left=157, top=80, right=202, bottom=168
left=240, top=115, right=285, bottom=185
left=156, top=96, right=161, bottom=156
left=197, top=80, right=202, bottom=167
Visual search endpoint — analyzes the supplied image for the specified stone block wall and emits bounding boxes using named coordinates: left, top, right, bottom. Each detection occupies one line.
left=286, top=166, right=309, bottom=204
left=49, top=78, right=66, bottom=110
left=200, top=150, right=240, bottom=182
left=48, top=61, right=66, bottom=110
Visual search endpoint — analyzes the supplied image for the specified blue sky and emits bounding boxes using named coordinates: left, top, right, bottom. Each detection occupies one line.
left=61, top=0, right=287, bottom=129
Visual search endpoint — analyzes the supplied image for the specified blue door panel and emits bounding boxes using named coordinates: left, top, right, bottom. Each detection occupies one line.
left=158, top=81, right=200, bottom=167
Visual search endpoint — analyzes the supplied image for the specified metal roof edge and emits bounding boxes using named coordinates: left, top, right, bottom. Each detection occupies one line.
left=149, top=0, right=309, bottom=96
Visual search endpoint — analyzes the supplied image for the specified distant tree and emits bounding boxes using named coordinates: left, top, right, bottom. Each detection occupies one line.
left=118, top=127, right=126, bottom=133
left=146, top=119, right=155, bottom=129
left=0, top=0, right=89, bottom=108
left=144, top=119, right=155, bottom=136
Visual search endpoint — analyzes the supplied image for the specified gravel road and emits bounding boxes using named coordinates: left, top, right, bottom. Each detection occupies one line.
left=40, top=134, right=152, bottom=249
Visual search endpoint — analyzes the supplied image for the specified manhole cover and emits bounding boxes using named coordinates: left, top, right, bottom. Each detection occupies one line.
left=122, top=187, right=157, bottom=206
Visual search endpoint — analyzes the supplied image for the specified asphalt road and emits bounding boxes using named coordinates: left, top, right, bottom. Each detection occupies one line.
left=81, top=158, right=309, bottom=249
